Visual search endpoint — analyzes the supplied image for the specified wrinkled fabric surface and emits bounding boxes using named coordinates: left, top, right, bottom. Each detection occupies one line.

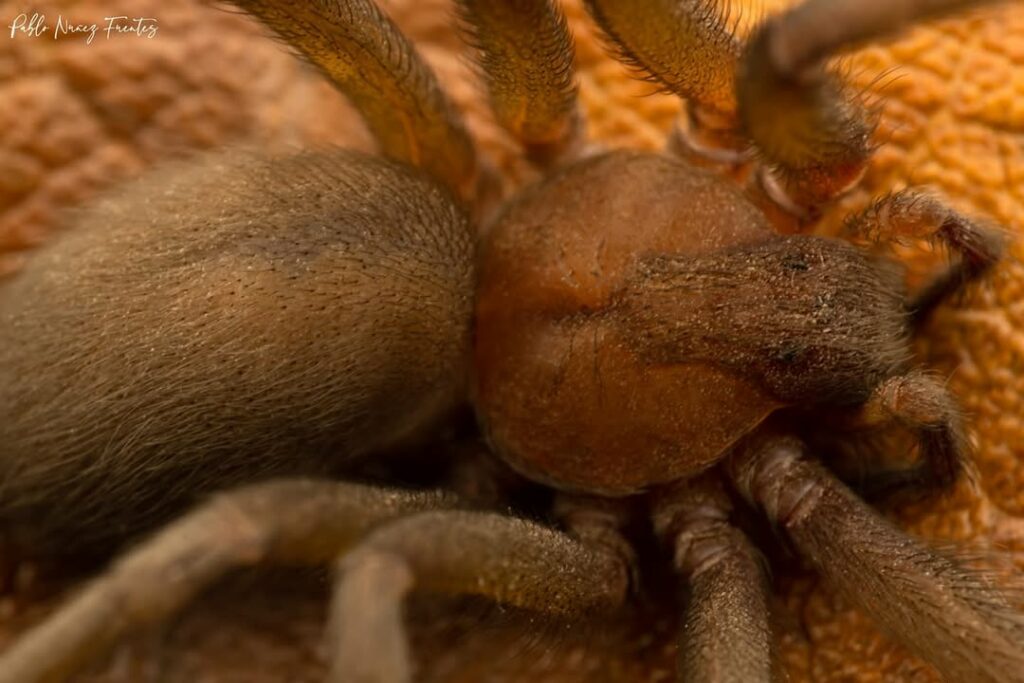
left=0, top=0, right=1022, bottom=681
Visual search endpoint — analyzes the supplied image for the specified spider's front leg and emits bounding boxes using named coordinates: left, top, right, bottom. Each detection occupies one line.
left=583, top=0, right=746, bottom=165
left=729, top=433, right=1024, bottom=683
left=738, top=0, right=1009, bottom=217
left=587, top=0, right=1009, bottom=219
left=457, top=0, right=583, bottom=166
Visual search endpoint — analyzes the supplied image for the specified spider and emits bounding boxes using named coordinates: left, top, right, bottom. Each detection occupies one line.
left=0, top=0, right=1022, bottom=681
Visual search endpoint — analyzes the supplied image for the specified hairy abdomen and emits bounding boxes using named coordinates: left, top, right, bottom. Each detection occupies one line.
left=0, top=150, right=474, bottom=545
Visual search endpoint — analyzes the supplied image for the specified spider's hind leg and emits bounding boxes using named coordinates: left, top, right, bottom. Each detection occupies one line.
left=0, top=480, right=456, bottom=683
left=329, top=499, right=633, bottom=682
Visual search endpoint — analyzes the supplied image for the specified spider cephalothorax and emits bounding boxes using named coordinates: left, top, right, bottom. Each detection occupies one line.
left=0, top=1, right=1022, bottom=682
left=475, top=150, right=915, bottom=494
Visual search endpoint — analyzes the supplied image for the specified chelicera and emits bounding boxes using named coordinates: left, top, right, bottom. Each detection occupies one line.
left=1, top=0, right=1022, bottom=681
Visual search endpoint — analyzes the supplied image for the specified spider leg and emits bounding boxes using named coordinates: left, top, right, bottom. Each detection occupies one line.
left=232, top=0, right=481, bottom=199
left=0, top=479, right=456, bottom=683
left=844, top=370, right=975, bottom=501
left=651, top=475, right=774, bottom=683
left=729, top=433, right=1024, bottom=683
left=328, top=503, right=633, bottom=682
left=457, top=0, right=582, bottom=167
left=738, top=0, right=1005, bottom=216
left=582, top=0, right=747, bottom=165
left=845, top=189, right=1006, bottom=325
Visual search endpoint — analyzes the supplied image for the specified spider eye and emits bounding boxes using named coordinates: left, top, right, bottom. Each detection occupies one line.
left=782, top=255, right=810, bottom=271
left=775, top=342, right=804, bottom=364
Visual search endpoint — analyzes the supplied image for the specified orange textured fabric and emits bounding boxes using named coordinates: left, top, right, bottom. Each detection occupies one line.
left=0, top=1, right=1021, bottom=682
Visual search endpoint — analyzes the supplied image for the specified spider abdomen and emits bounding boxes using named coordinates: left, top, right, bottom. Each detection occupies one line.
left=0, top=150, right=475, bottom=545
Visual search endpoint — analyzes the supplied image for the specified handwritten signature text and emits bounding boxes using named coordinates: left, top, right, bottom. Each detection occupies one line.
left=8, top=13, right=158, bottom=44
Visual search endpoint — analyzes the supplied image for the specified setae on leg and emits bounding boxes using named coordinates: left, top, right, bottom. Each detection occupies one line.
left=0, top=480, right=456, bottom=683
left=728, top=433, right=1024, bottom=683
left=844, top=189, right=1006, bottom=325
left=457, top=0, right=583, bottom=166
left=328, top=507, right=632, bottom=682
left=583, top=0, right=746, bottom=163
left=846, top=370, right=975, bottom=500
left=233, top=0, right=482, bottom=199
left=737, top=0, right=1007, bottom=215
left=651, top=475, right=774, bottom=683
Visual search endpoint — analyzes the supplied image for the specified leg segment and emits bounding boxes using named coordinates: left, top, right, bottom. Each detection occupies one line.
left=328, top=507, right=632, bottom=682
left=0, top=479, right=456, bottom=683
left=729, top=434, right=1024, bottom=683
left=851, top=371, right=974, bottom=498
left=583, top=0, right=747, bottom=161
left=757, top=0, right=1002, bottom=74
left=845, top=189, right=1005, bottom=325
left=651, top=475, right=774, bottom=683
left=233, top=0, right=480, bottom=199
left=457, top=0, right=582, bottom=166
left=738, top=0, right=1005, bottom=214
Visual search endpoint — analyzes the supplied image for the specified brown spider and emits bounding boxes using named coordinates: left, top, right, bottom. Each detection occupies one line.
left=0, top=0, right=1022, bottom=681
